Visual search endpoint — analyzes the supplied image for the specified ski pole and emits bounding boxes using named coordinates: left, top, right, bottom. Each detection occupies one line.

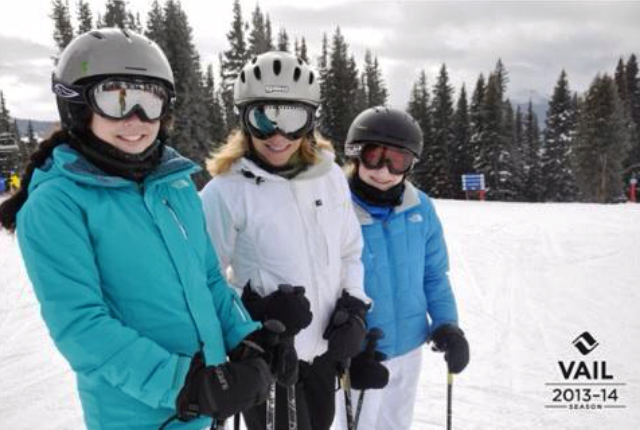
left=263, top=320, right=286, bottom=430
left=287, top=384, right=298, bottom=430
left=339, top=358, right=355, bottom=430
left=446, top=372, right=453, bottom=430
left=353, top=327, right=384, bottom=429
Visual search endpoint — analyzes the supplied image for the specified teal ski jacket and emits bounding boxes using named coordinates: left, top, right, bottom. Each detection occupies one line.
left=17, top=144, right=259, bottom=430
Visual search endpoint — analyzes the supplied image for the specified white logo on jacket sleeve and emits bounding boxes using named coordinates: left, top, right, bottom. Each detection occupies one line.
left=408, top=213, right=423, bottom=223
left=171, top=179, right=190, bottom=189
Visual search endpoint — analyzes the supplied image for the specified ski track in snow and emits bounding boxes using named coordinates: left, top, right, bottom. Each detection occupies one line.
left=1, top=197, right=640, bottom=429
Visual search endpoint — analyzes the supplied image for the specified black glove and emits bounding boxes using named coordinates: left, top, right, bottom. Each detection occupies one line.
left=176, top=352, right=274, bottom=422
left=323, top=290, right=369, bottom=361
left=430, top=324, right=470, bottom=374
left=242, top=283, right=313, bottom=337
left=350, top=350, right=389, bottom=390
left=242, top=320, right=299, bottom=387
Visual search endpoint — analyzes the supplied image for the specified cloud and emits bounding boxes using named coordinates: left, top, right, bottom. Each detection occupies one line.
left=267, top=1, right=640, bottom=106
left=0, top=35, right=57, bottom=120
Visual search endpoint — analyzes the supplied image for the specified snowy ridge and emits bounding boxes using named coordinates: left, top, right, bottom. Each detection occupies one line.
left=1, top=198, right=639, bottom=429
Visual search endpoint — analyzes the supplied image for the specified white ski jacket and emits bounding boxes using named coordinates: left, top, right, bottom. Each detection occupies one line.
left=200, top=150, right=368, bottom=361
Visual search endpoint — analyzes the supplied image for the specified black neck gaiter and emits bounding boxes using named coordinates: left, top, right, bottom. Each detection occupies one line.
left=350, top=172, right=405, bottom=207
left=68, top=131, right=164, bottom=182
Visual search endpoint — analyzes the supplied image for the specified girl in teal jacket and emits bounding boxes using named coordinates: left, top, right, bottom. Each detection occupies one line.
left=0, top=29, right=276, bottom=430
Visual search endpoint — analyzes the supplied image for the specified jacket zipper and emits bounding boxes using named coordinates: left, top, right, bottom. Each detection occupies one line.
left=163, top=198, right=188, bottom=239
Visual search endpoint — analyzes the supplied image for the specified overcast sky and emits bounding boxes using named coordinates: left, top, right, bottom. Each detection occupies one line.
left=0, top=0, right=638, bottom=121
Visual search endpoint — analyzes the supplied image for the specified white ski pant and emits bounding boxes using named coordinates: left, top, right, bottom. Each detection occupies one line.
left=332, top=346, right=423, bottom=430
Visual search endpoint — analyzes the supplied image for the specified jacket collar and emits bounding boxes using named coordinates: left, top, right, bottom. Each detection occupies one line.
left=353, top=181, right=421, bottom=225
left=30, top=143, right=200, bottom=192
left=233, top=149, right=335, bottom=183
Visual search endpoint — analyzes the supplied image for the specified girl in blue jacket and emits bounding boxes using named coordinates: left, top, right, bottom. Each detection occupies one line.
left=334, top=107, right=470, bottom=430
left=0, top=29, right=281, bottom=430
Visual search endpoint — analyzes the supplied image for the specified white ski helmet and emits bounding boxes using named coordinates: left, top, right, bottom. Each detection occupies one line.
left=234, top=51, right=320, bottom=108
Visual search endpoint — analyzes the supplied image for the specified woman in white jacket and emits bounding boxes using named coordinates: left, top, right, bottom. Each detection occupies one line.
left=200, top=51, right=370, bottom=430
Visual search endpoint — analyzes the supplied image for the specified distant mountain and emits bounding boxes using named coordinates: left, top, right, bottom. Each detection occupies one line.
left=15, top=119, right=57, bottom=140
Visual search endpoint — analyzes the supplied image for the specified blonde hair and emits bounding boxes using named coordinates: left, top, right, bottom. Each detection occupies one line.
left=207, top=129, right=334, bottom=176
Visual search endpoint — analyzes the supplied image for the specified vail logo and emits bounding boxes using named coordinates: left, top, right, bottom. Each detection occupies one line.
left=409, top=213, right=423, bottom=223
left=265, top=85, right=289, bottom=94
left=572, top=331, right=599, bottom=356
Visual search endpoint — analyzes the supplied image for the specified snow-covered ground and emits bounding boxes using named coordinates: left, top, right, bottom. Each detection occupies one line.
left=1, top=197, right=639, bottom=429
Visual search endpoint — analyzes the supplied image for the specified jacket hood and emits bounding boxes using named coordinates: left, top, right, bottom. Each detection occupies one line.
left=29, top=143, right=200, bottom=193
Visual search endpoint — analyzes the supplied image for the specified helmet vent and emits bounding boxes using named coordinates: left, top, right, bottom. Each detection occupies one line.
left=298, top=58, right=303, bottom=65
left=240, top=70, right=246, bottom=83
left=253, top=66, right=262, bottom=80
left=121, top=29, right=131, bottom=40
left=293, top=67, right=301, bottom=82
left=251, top=57, right=258, bottom=64
left=273, top=60, right=282, bottom=76
left=309, top=72, right=315, bottom=85
left=89, top=30, right=105, bottom=40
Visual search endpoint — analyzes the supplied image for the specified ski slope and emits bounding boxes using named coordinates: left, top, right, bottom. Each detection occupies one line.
left=1, top=197, right=639, bottom=429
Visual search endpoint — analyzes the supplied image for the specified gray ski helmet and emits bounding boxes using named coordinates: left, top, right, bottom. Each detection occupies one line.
left=345, top=106, right=424, bottom=158
left=53, top=28, right=175, bottom=131
left=234, top=51, right=320, bottom=107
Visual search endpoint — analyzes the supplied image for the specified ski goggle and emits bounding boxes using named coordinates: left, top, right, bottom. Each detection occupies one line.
left=52, top=77, right=173, bottom=122
left=242, top=102, right=316, bottom=140
left=359, top=143, right=415, bottom=175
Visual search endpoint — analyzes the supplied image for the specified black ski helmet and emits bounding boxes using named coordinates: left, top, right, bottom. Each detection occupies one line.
left=345, top=107, right=423, bottom=159
left=52, top=28, right=175, bottom=133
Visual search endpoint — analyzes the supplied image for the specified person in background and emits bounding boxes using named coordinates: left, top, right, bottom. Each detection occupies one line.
left=0, top=28, right=286, bottom=430
left=9, top=171, right=20, bottom=193
left=201, top=51, right=370, bottom=430
left=333, top=107, right=470, bottom=430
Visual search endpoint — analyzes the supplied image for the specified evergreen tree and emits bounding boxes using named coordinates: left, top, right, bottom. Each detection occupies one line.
left=574, top=74, right=631, bottom=203
left=542, top=70, right=577, bottom=201
left=277, top=28, right=289, bottom=52
left=362, top=50, right=388, bottom=107
left=0, top=91, right=12, bottom=133
left=469, top=74, right=485, bottom=169
left=623, top=54, right=640, bottom=186
left=265, top=15, right=274, bottom=51
left=299, top=37, right=309, bottom=63
left=51, top=0, right=74, bottom=54
left=407, top=70, right=433, bottom=193
left=77, top=0, right=93, bottom=33
left=26, top=120, right=39, bottom=155
left=204, top=64, right=227, bottom=147
left=145, top=0, right=166, bottom=50
left=510, top=104, right=527, bottom=200
left=220, top=0, right=249, bottom=133
left=430, top=64, right=455, bottom=197
left=159, top=0, right=213, bottom=188
left=318, top=27, right=361, bottom=160
left=522, top=101, right=543, bottom=201
left=474, top=64, right=515, bottom=200
left=451, top=85, right=472, bottom=198
left=248, top=4, right=271, bottom=56
left=101, top=0, right=129, bottom=29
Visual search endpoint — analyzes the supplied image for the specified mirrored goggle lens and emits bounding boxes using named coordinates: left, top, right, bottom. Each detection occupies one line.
left=246, top=104, right=312, bottom=137
left=90, top=80, right=169, bottom=120
left=361, top=144, right=414, bottom=174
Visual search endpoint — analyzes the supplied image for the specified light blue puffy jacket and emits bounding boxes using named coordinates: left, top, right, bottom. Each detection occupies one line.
left=353, top=182, right=458, bottom=360
left=17, top=144, right=259, bottom=430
